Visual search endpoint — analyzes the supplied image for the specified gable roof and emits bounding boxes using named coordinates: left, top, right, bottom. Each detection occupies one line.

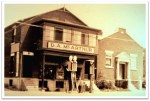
left=5, top=7, right=102, bottom=35
left=40, top=7, right=88, bottom=26
left=5, top=7, right=88, bottom=29
left=116, top=52, right=130, bottom=62
left=100, top=28, right=143, bottom=49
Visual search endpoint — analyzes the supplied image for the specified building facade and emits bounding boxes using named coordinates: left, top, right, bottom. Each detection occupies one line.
left=5, top=8, right=144, bottom=92
left=5, top=8, right=102, bottom=92
left=97, top=28, right=144, bottom=90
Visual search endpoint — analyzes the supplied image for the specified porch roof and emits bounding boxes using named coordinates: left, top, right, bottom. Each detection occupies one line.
left=116, top=52, right=130, bottom=62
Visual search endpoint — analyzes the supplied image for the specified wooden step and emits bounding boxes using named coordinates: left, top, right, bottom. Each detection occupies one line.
left=23, top=79, right=39, bottom=91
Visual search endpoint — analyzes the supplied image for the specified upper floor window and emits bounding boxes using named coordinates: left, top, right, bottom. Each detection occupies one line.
left=63, top=29, right=72, bottom=43
left=55, top=28, right=63, bottom=41
left=130, top=54, right=137, bottom=70
left=81, top=33, right=89, bottom=45
left=72, top=30, right=81, bottom=45
left=43, top=26, right=54, bottom=41
left=105, top=50, right=114, bottom=68
left=89, top=34, right=96, bottom=47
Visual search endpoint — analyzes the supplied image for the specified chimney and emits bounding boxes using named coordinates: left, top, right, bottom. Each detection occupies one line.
left=118, top=28, right=126, bottom=34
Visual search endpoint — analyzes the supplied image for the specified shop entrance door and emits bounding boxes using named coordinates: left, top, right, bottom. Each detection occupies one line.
left=119, top=64, right=127, bottom=80
left=23, top=56, right=33, bottom=77
left=84, top=61, right=90, bottom=80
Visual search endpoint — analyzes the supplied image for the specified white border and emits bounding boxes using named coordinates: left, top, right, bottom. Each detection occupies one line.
left=1, top=0, right=149, bottom=99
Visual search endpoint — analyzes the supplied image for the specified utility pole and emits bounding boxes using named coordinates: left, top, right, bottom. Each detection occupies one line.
left=12, top=25, right=23, bottom=91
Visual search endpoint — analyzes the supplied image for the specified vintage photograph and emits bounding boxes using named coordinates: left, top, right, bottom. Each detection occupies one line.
left=3, top=3, right=147, bottom=98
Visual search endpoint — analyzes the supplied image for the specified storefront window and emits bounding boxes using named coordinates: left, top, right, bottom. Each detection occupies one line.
left=44, top=65, right=56, bottom=80
left=56, top=65, right=64, bottom=80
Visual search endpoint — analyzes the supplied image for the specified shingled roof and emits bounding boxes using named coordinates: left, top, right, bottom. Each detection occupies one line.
left=5, top=7, right=102, bottom=34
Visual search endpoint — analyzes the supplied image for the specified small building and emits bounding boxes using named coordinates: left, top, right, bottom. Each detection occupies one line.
left=97, top=28, right=144, bottom=90
left=4, top=7, right=102, bottom=92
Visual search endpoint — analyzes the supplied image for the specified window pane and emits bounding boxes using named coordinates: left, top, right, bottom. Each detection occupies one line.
left=81, top=34, right=85, bottom=44
left=73, top=31, right=81, bottom=44
left=43, top=26, right=54, bottom=41
left=85, top=34, right=89, bottom=45
left=130, top=55, right=137, bottom=70
left=89, top=34, right=96, bottom=47
left=106, top=58, right=111, bottom=66
left=81, top=33, right=89, bottom=45
left=131, top=60, right=136, bottom=70
left=65, top=29, right=71, bottom=42
left=55, top=28, right=63, bottom=41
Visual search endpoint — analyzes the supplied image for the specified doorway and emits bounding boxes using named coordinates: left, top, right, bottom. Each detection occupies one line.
left=119, top=63, right=127, bottom=80
left=84, top=61, right=90, bottom=80
left=23, top=56, right=33, bottom=77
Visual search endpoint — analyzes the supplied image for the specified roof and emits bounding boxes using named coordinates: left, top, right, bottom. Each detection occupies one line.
left=100, top=28, right=144, bottom=49
left=5, top=7, right=102, bottom=34
left=116, top=52, right=130, bottom=62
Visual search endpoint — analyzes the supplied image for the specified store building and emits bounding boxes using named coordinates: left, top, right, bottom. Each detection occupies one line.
left=4, top=7, right=102, bottom=92
left=97, top=28, right=144, bottom=90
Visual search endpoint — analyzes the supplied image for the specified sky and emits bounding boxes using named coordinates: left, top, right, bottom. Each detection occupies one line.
left=4, top=4, right=146, bottom=48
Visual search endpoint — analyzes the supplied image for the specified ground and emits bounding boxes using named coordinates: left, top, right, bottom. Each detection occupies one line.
left=3, top=88, right=147, bottom=98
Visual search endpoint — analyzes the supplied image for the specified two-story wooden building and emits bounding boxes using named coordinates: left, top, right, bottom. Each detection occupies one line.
left=5, top=7, right=102, bottom=91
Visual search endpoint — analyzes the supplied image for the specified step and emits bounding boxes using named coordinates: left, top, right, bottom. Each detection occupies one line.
left=23, top=79, right=39, bottom=91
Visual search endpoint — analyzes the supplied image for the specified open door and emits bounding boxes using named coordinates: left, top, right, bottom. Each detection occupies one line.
left=119, top=63, right=127, bottom=80
left=84, top=61, right=90, bottom=80
left=23, top=56, right=33, bottom=77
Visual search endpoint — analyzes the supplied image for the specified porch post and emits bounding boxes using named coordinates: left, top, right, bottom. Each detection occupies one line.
left=16, top=52, right=19, bottom=77
left=89, top=60, right=94, bottom=93
left=42, top=55, right=45, bottom=91
left=128, top=62, right=131, bottom=89
left=18, top=41, right=23, bottom=91
left=116, top=60, right=120, bottom=80
left=19, top=51, right=23, bottom=90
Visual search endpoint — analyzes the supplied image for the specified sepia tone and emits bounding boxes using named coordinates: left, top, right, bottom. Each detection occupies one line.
left=4, top=7, right=146, bottom=97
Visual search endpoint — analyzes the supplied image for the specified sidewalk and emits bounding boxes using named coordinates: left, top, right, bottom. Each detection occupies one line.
left=4, top=88, right=146, bottom=97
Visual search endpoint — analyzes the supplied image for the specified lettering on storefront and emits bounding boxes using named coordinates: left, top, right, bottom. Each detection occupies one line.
left=48, top=42, right=94, bottom=53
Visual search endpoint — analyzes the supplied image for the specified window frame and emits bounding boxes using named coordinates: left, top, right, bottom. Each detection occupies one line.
left=89, top=34, right=96, bottom=47
left=54, top=28, right=63, bottom=42
left=65, top=29, right=72, bottom=43
left=130, top=54, right=137, bottom=70
left=105, top=50, right=114, bottom=68
left=81, top=33, right=89, bottom=46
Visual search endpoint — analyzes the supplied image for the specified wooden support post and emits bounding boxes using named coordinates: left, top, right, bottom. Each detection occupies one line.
left=117, top=60, right=120, bottom=80
left=19, top=52, right=23, bottom=90
left=89, top=60, right=94, bottom=93
left=42, top=55, right=45, bottom=91
left=90, top=74, right=93, bottom=93
left=18, top=41, right=23, bottom=91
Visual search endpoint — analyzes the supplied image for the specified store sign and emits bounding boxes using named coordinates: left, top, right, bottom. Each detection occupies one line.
left=11, top=43, right=20, bottom=53
left=48, top=42, right=94, bottom=53
left=23, top=51, right=34, bottom=56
